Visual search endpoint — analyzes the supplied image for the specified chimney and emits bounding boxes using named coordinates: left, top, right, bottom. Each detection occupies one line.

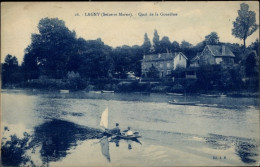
left=222, top=45, right=225, bottom=55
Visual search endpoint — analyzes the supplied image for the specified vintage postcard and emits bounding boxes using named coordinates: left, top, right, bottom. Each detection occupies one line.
left=1, top=1, right=259, bottom=166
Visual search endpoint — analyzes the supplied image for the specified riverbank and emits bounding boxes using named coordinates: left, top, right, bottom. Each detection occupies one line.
left=2, top=78, right=259, bottom=98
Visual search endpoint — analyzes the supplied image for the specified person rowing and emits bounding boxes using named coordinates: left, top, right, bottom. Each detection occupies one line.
left=109, top=123, right=121, bottom=135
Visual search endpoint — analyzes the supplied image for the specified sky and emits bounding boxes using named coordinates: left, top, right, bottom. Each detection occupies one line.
left=1, top=1, right=259, bottom=64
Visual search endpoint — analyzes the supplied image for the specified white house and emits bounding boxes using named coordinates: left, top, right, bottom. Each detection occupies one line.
left=141, top=52, right=188, bottom=78
left=173, top=52, right=188, bottom=70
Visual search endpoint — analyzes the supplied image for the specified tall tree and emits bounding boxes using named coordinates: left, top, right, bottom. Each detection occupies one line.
left=180, top=40, right=192, bottom=50
left=232, top=3, right=258, bottom=48
left=160, top=36, right=171, bottom=53
left=142, top=33, right=151, bottom=55
left=2, top=54, right=20, bottom=84
left=153, top=29, right=160, bottom=53
left=204, top=32, right=219, bottom=45
left=23, top=17, right=77, bottom=79
left=78, top=38, right=113, bottom=79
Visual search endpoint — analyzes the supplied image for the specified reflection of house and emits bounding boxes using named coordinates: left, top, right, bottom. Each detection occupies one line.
left=141, top=52, right=188, bottom=78
left=199, top=45, right=235, bottom=65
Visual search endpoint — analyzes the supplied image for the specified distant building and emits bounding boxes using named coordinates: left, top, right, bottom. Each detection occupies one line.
left=199, top=45, right=235, bottom=66
left=190, top=52, right=201, bottom=67
left=141, top=52, right=188, bottom=78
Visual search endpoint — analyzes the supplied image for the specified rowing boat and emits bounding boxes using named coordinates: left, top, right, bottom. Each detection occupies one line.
left=100, top=108, right=141, bottom=140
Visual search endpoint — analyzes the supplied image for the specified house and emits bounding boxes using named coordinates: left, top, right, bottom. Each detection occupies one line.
left=141, top=52, right=188, bottom=78
left=199, top=45, right=235, bottom=66
left=190, top=52, right=201, bottom=67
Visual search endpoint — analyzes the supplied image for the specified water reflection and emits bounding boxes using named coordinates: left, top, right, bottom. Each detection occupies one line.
left=1, top=119, right=103, bottom=166
left=32, top=119, right=103, bottom=164
left=1, top=119, right=143, bottom=166
left=100, top=135, right=142, bottom=162
left=100, top=137, right=110, bottom=162
left=205, top=133, right=258, bottom=164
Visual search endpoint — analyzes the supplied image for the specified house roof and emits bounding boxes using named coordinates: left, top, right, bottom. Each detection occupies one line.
left=143, top=52, right=187, bottom=62
left=190, top=52, right=201, bottom=62
left=207, top=45, right=235, bottom=57
left=177, top=52, right=188, bottom=60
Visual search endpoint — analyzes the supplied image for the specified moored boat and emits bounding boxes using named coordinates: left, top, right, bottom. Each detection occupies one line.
left=166, top=93, right=184, bottom=96
left=200, top=94, right=226, bottom=98
left=60, top=89, right=69, bottom=93
left=101, top=90, right=115, bottom=93
left=168, top=100, right=199, bottom=106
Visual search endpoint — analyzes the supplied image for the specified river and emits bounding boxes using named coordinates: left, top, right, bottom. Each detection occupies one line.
left=1, top=89, right=259, bottom=166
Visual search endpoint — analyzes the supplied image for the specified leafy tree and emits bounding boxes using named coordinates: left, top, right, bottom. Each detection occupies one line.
left=245, top=52, right=258, bottom=77
left=232, top=3, right=258, bottom=48
left=112, top=45, right=143, bottom=78
left=142, top=33, right=151, bottom=54
left=160, top=36, right=171, bottom=53
left=204, top=32, right=219, bottom=45
left=112, top=45, right=133, bottom=78
left=180, top=40, right=192, bottom=50
left=220, top=64, right=243, bottom=91
left=195, top=65, right=221, bottom=91
left=2, top=54, right=20, bottom=85
left=78, top=39, right=113, bottom=79
left=180, top=40, right=193, bottom=57
left=248, top=39, right=260, bottom=55
left=23, top=17, right=77, bottom=79
left=130, top=45, right=143, bottom=77
left=171, top=41, right=180, bottom=52
left=153, top=29, right=160, bottom=53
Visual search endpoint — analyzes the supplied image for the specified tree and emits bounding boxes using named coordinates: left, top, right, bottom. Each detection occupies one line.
left=142, top=33, right=151, bottom=55
left=78, top=38, right=113, bottom=79
left=153, top=29, right=160, bottom=53
left=2, top=54, right=20, bottom=85
left=204, top=32, right=219, bottom=45
left=23, top=17, right=78, bottom=79
left=160, top=36, right=171, bottom=53
left=180, top=40, right=192, bottom=50
left=245, top=52, right=258, bottom=77
left=232, top=3, right=258, bottom=48
left=171, top=41, right=180, bottom=52
left=248, top=39, right=260, bottom=55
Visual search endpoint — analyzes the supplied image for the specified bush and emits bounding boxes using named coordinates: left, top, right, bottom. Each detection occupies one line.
left=151, top=86, right=170, bottom=92
left=170, top=84, right=184, bottom=93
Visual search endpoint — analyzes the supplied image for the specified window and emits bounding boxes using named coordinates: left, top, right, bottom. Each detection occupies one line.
left=167, top=63, right=170, bottom=68
left=167, top=70, right=171, bottom=75
left=160, top=63, right=163, bottom=68
left=179, top=55, right=181, bottom=60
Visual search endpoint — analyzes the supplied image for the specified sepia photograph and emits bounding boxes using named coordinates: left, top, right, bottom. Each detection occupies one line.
left=1, top=1, right=259, bottom=166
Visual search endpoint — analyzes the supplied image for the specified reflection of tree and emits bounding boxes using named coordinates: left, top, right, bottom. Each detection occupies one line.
left=32, top=119, right=103, bottom=163
left=2, top=119, right=143, bottom=166
left=1, top=119, right=103, bottom=166
left=205, top=134, right=258, bottom=164
left=235, top=140, right=258, bottom=163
